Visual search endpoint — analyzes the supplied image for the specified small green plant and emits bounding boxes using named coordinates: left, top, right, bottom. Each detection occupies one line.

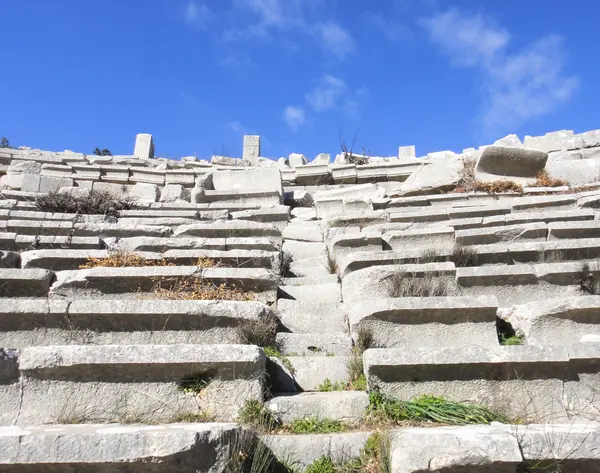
left=450, top=244, right=479, bottom=267
left=360, top=431, right=392, bottom=473
left=500, top=334, right=524, bottom=346
left=349, top=374, right=367, bottom=391
left=305, top=456, right=336, bottom=473
left=238, top=400, right=280, bottom=432
left=0, top=137, right=13, bottom=149
left=93, top=147, right=112, bottom=156
left=368, top=391, right=508, bottom=425
left=287, top=417, right=346, bottom=434
left=317, top=378, right=346, bottom=392
left=224, top=429, right=278, bottom=473
left=388, top=270, right=453, bottom=298
left=325, top=247, right=339, bottom=275
left=178, top=373, right=212, bottom=395
left=237, top=318, right=278, bottom=348
left=281, top=251, right=293, bottom=276
left=170, top=411, right=213, bottom=423
left=263, top=345, right=296, bottom=375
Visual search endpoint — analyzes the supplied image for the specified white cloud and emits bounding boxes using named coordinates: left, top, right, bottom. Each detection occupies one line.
left=306, top=75, right=347, bottom=111
left=228, top=121, right=250, bottom=136
left=283, top=106, right=306, bottom=132
left=421, top=8, right=579, bottom=136
left=219, top=53, right=255, bottom=76
left=316, top=22, right=355, bottom=59
left=185, top=1, right=211, bottom=28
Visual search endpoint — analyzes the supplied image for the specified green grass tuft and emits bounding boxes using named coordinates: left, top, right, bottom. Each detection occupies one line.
left=317, top=378, right=347, bottom=392
left=368, top=391, right=508, bottom=425
left=288, top=417, right=346, bottom=434
left=238, top=400, right=280, bottom=432
left=500, top=334, right=524, bottom=346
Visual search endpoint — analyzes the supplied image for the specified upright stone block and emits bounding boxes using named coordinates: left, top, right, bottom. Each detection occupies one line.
left=133, top=133, right=154, bottom=160
left=398, top=145, right=416, bottom=158
left=243, top=135, right=260, bottom=165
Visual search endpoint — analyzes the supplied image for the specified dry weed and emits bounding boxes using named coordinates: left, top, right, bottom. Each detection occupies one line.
left=388, top=270, right=453, bottom=298
left=35, top=189, right=138, bottom=217
left=150, top=277, right=255, bottom=301
left=454, top=158, right=523, bottom=194
left=79, top=251, right=173, bottom=269
left=531, top=170, right=569, bottom=188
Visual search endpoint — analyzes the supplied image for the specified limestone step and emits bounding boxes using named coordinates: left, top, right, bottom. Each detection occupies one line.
left=0, top=298, right=277, bottom=347
left=280, top=275, right=339, bottom=286
left=501, top=295, right=600, bottom=346
left=455, top=222, right=547, bottom=246
left=268, top=355, right=350, bottom=392
left=438, top=209, right=595, bottom=231
left=173, top=221, right=281, bottom=238
left=282, top=240, right=326, bottom=261
left=278, top=282, right=341, bottom=303
left=348, top=295, right=499, bottom=348
left=0, top=268, right=54, bottom=297
left=0, top=423, right=242, bottom=472
left=74, top=222, right=173, bottom=238
left=109, top=235, right=282, bottom=252
left=16, top=235, right=102, bottom=250
left=20, top=248, right=280, bottom=271
left=49, top=266, right=278, bottom=304
left=230, top=205, right=290, bottom=223
left=267, top=391, right=368, bottom=422
left=263, top=431, right=371, bottom=472
left=4, top=344, right=266, bottom=425
left=277, top=300, right=347, bottom=333
left=364, top=344, right=600, bottom=422
left=342, top=262, right=457, bottom=303
left=275, top=333, right=352, bottom=356
left=282, top=221, right=323, bottom=242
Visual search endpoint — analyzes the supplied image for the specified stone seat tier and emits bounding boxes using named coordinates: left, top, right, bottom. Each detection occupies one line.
left=111, top=235, right=282, bottom=252
left=48, top=266, right=278, bottom=304
left=0, top=268, right=54, bottom=297
left=364, top=344, right=600, bottom=422
left=0, top=423, right=243, bottom=472
left=1, top=344, right=266, bottom=425
left=348, top=295, right=499, bottom=348
left=268, top=355, right=350, bottom=392
left=19, top=248, right=280, bottom=272
left=267, top=391, right=369, bottom=422
left=0, top=298, right=277, bottom=347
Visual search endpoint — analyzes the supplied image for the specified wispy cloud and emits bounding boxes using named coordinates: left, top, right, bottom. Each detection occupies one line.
left=421, top=8, right=579, bottom=137
left=228, top=121, right=248, bottom=134
left=306, top=75, right=347, bottom=111
left=365, top=13, right=413, bottom=44
left=185, top=1, right=211, bottom=28
left=283, top=106, right=306, bottom=132
left=219, top=53, right=255, bottom=76
left=316, top=22, right=355, bottom=59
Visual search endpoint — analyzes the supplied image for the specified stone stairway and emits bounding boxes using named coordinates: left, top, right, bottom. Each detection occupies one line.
left=2, top=130, right=600, bottom=470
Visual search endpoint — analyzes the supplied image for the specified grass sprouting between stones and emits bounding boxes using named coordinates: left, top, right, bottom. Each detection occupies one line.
left=368, top=391, right=508, bottom=425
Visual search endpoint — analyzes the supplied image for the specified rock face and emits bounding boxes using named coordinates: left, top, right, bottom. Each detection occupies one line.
left=477, top=146, right=548, bottom=177
left=400, top=158, right=462, bottom=196
left=4, top=128, right=600, bottom=470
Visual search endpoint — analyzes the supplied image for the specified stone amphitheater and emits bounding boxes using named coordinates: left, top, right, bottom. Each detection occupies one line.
left=2, top=130, right=600, bottom=472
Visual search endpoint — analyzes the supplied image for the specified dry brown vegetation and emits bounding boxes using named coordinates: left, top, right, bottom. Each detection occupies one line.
left=150, top=277, right=255, bottom=301
left=531, top=170, right=569, bottom=188
left=35, top=189, right=138, bottom=217
left=79, top=252, right=221, bottom=270
left=388, top=270, right=454, bottom=298
left=454, top=158, right=523, bottom=194
left=79, top=251, right=173, bottom=269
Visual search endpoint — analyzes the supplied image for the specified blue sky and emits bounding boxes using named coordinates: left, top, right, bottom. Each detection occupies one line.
left=1, top=0, right=597, bottom=160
